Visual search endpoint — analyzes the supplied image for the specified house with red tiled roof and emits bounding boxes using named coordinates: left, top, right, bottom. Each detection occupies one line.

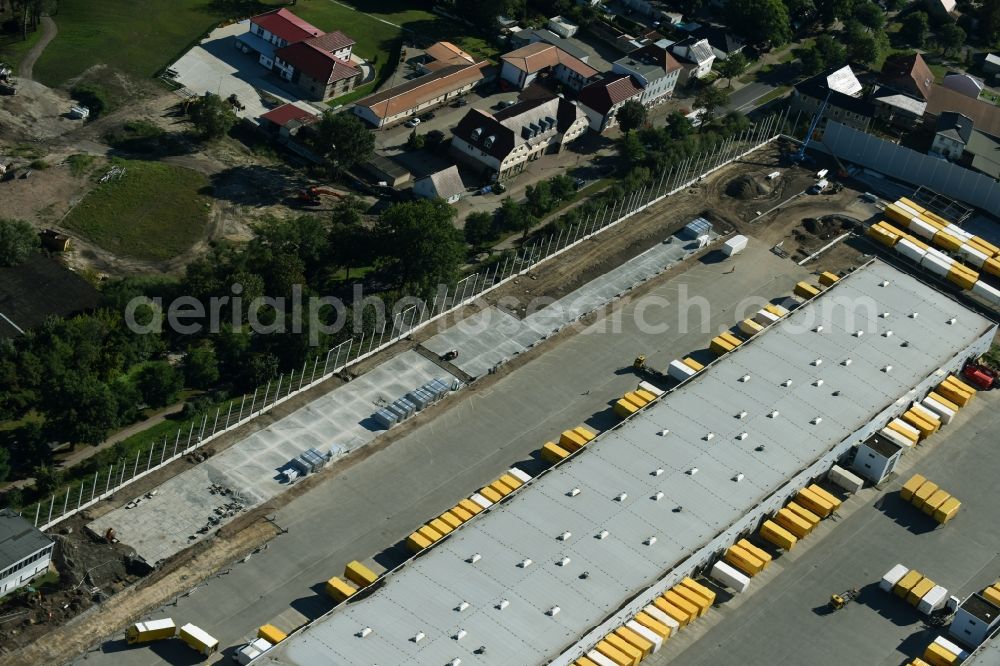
left=259, top=103, right=319, bottom=138
left=236, top=8, right=360, bottom=101
left=499, top=42, right=598, bottom=92
left=879, top=53, right=935, bottom=101
left=578, top=73, right=644, bottom=132
left=612, top=43, right=682, bottom=105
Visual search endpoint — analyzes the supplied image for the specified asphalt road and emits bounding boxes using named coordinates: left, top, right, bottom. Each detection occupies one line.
left=726, top=81, right=780, bottom=114
left=650, top=391, right=1000, bottom=666
left=75, top=242, right=810, bottom=665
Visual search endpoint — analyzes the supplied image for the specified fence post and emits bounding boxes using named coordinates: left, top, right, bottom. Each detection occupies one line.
left=298, top=361, right=307, bottom=390
left=310, top=356, right=319, bottom=385
left=106, top=465, right=113, bottom=495
left=198, top=413, right=208, bottom=441
left=119, top=462, right=125, bottom=489
left=212, top=407, right=221, bottom=435
left=47, top=495, right=54, bottom=524
left=92, top=472, right=98, bottom=503
left=224, top=402, right=234, bottom=431
left=132, top=449, right=140, bottom=479
left=160, top=436, right=167, bottom=464
left=77, top=483, right=84, bottom=510
left=146, top=443, right=154, bottom=471
left=260, top=381, right=271, bottom=413
left=186, top=421, right=195, bottom=449
left=34, top=504, right=40, bottom=527
left=62, top=487, right=69, bottom=516
left=333, top=343, right=344, bottom=374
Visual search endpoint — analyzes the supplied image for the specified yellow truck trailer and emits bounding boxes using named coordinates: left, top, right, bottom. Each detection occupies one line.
left=126, top=618, right=176, bottom=644
left=785, top=502, right=821, bottom=527
left=670, top=584, right=710, bottom=617
left=541, top=441, right=571, bottom=463
left=759, top=520, right=797, bottom=550
left=258, top=624, right=287, bottom=644
left=818, top=271, right=839, bottom=286
left=922, top=490, right=951, bottom=516
left=709, top=336, right=736, bottom=356
left=178, top=623, right=219, bottom=656
left=807, top=484, right=842, bottom=511
left=794, top=282, right=821, bottom=299
left=560, top=429, right=589, bottom=451
left=680, top=576, right=717, bottom=605
left=775, top=507, right=812, bottom=538
left=737, top=539, right=772, bottom=568
left=907, top=577, right=936, bottom=606
left=724, top=545, right=765, bottom=575
left=344, top=560, right=378, bottom=587
left=652, top=596, right=691, bottom=626
left=406, top=531, right=432, bottom=552
left=325, top=576, right=357, bottom=602
left=911, top=481, right=939, bottom=509
left=795, top=487, right=833, bottom=517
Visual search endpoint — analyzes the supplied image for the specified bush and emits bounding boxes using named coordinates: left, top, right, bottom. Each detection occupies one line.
left=67, top=154, right=95, bottom=176
left=70, top=83, right=111, bottom=118
left=29, top=159, right=49, bottom=170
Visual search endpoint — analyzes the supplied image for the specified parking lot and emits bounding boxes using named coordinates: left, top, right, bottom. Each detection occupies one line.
left=653, top=391, right=1000, bottom=666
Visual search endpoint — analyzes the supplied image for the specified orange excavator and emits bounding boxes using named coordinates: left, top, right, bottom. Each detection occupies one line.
left=293, top=186, right=347, bottom=206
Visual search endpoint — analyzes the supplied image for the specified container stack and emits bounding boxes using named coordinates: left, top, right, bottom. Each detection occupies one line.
left=922, top=635, right=969, bottom=666
left=793, top=281, right=821, bottom=299
left=900, top=473, right=961, bottom=525
left=373, top=378, right=452, bottom=429
left=881, top=564, right=951, bottom=617
left=709, top=331, right=743, bottom=357
left=615, top=389, right=659, bottom=418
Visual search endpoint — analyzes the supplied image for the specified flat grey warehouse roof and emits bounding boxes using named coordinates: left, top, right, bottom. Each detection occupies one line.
left=263, top=261, right=995, bottom=666
left=0, top=509, right=52, bottom=566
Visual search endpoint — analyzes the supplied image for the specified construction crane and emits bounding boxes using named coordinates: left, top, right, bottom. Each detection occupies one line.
left=792, top=91, right=831, bottom=164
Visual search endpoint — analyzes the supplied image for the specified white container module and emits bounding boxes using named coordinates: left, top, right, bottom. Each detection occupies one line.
left=933, top=636, right=969, bottom=660
left=667, top=359, right=697, bottom=381
left=958, top=244, right=989, bottom=267
left=909, top=217, right=939, bottom=240
left=896, top=238, right=927, bottom=263
left=507, top=467, right=532, bottom=484
left=945, top=223, right=973, bottom=241
left=753, top=309, right=780, bottom=326
left=880, top=564, right=909, bottom=592
left=236, top=638, right=273, bottom=665
left=972, top=280, right=1000, bottom=306
left=828, top=464, right=864, bottom=494
left=889, top=418, right=921, bottom=442
left=469, top=492, right=493, bottom=509
left=722, top=235, right=748, bottom=257
left=587, top=650, right=619, bottom=666
left=626, top=619, right=663, bottom=652
left=638, top=381, right=665, bottom=397
left=920, top=252, right=953, bottom=277
left=711, top=560, right=751, bottom=593
left=880, top=427, right=915, bottom=450
left=643, top=604, right=680, bottom=631
left=918, top=585, right=950, bottom=615
left=921, top=396, right=955, bottom=425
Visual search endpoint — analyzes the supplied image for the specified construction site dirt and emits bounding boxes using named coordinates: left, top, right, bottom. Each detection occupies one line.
left=0, top=142, right=880, bottom=666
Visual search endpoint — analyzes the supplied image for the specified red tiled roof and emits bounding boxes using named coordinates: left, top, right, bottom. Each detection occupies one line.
left=926, top=84, right=1000, bottom=137
left=251, top=8, right=323, bottom=44
left=355, top=62, right=490, bottom=119
left=880, top=53, right=934, bottom=101
left=424, top=41, right=474, bottom=66
left=276, top=41, right=360, bottom=84
left=578, top=73, right=644, bottom=115
left=308, top=30, right=355, bottom=53
left=260, top=103, right=317, bottom=127
left=501, top=42, right=598, bottom=79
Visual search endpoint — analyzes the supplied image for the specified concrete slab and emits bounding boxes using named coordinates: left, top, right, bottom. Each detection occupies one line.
left=422, top=233, right=716, bottom=377
left=88, top=351, right=456, bottom=565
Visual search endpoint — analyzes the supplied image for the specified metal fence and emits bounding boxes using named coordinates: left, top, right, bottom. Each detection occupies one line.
left=28, top=110, right=789, bottom=531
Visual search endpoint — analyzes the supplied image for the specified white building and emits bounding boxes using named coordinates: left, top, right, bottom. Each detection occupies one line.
left=930, top=112, right=974, bottom=161
left=851, top=433, right=902, bottom=484
left=450, top=93, right=588, bottom=180
left=612, top=43, right=682, bottom=106
left=413, top=165, right=465, bottom=204
left=951, top=594, right=1000, bottom=647
left=547, top=15, right=580, bottom=38
left=669, top=38, right=715, bottom=84
left=0, top=509, right=55, bottom=596
left=499, top=42, right=598, bottom=92
left=577, top=73, right=645, bottom=132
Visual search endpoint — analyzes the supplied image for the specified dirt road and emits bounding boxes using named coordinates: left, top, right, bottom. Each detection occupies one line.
left=17, top=15, right=56, bottom=80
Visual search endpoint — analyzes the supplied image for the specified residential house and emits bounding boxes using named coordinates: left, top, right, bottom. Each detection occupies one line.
left=931, top=111, right=974, bottom=160
left=879, top=53, right=935, bottom=101
left=941, top=72, right=985, bottom=99
left=0, top=509, right=54, bottom=596
left=578, top=73, right=645, bottom=131
left=363, top=155, right=411, bottom=187
left=669, top=38, right=715, bottom=84
left=236, top=9, right=360, bottom=101
left=500, top=42, right=599, bottom=92
left=985, top=54, right=1000, bottom=78
left=925, top=0, right=957, bottom=20
left=450, top=93, right=589, bottom=180
left=925, top=83, right=1000, bottom=138
left=686, top=24, right=745, bottom=61
left=547, top=16, right=580, bottom=38
left=259, top=103, right=319, bottom=139
left=420, top=41, right=476, bottom=74
left=872, top=87, right=927, bottom=129
left=414, top=165, right=465, bottom=203
left=352, top=61, right=491, bottom=128
left=612, top=43, right=682, bottom=105
left=509, top=28, right=591, bottom=63
left=790, top=65, right=873, bottom=132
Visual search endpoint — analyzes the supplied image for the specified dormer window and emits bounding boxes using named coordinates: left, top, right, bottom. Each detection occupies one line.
left=484, top=136, right=495, bottom=149
left=471, top=127, right=483, bottom=141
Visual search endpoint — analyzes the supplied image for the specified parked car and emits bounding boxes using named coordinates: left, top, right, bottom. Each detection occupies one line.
left=573, top=177, right=587, bottom=190
left=404, top=117, right=421, bottom=128
left=450, top=98, right=468, bottom=107
left=419, top=111, right=436, bottom=121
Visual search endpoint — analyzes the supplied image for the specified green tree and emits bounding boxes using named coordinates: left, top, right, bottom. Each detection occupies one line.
left=136, top=361, right=183, bottom=408
left=32, top=466, right=60, bottom=497
left=310, top=111, right=375, bottom=171
left=0, top=447, right=10, bottom=484
left=43, top=375, right=118, bottom=446
left=549, top=174, right=576, bottom=201
left=615, top=100, right=647, bottom=134
left=717, top=52, right=749, bottom=87
left=815, top=34, right=847, bottom=67
left=695, top=86, right=731, bottom=117
left=375, top=199, right=465, bottom=295
left=784, top=0, right=816, bottom=23
left=464, top=211, right=497, bottom=249
left=901, top=10, right=930, bottom=46
left=495, top=197, right=535, bottom=240
left=0, top=218, right=39, bottom=267
left=619, top=132, right=646, bottom=162
left=854, top=1, right=886, bottom=30
left=726, top=0, right=793, bottom=46
left=328, top=196, right=372, bottom=281
left=189, top=94, right=237, bottom=140
left=405, top=130, right=426, bottom=150
left=526, top=180, right=554, bottom=217
left=985, top=0, right=1000, bottom=43
left=185, top=344, right=220, bottom=389
left=938, top=22, right=965, bottom=55
left=800, top=46, right=826, bottom=74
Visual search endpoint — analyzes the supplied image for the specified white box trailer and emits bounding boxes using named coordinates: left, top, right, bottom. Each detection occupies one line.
left=637, top=381, right=664, bottom=397
left=827, top=465, right=864, bottom=494
left=626, top=619, right=663, bottom=652
left=932, top=635, right=969, bottom=660
left=752, top=309, right=780, bottom=326
left=667, top=359, right=697, bottom=381
left=711, top=560, right=750, bottom=593
left=896, top=238, right=927, bottom=263
left=880, top=427, right=915, bottom=450
left=880, top=564, right=909, bottom=592
left=918, top=585, right=949, bottom=615
left=722, top=235, right=748, bottom=257
left=642, top=603, right=680, bottom=631
left=236, top=638, right=273, bottom=665
left=921, top=396, right=955, bottom=425
left=178, top=623, right=219, bottom=656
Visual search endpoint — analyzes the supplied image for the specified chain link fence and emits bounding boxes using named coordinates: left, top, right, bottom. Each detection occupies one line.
left=28, top=109, right=789, bottom=531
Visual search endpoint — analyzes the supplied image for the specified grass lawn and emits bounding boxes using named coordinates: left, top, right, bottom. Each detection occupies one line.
left=0, top=26, right=43, bottom=70
left=61, top=159, right=211, bottom=262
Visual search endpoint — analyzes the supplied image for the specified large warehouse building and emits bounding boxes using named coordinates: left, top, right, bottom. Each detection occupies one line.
left=260, top=260, right=996, bottom=666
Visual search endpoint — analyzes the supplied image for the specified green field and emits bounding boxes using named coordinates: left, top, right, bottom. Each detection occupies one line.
left=0, top=25, right=43, bottom=70
left=62, top=160, right=211, bottom=262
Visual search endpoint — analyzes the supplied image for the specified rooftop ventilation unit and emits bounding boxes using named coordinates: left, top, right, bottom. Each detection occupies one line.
left=812, top=358, right=822, bottom=366
left=497, top=599, right=509, bottom=610
left=645, top=536, right=657, bottom=545
left=687, top=467, right=699, bottom=475
left=456, top=601, right=470, bottom=612
left=471, top=127, right=483, bottom=140
left=842, top=358, right=852, bottom=366
left=736, top=432, right=748, bottom=440
left=557, top=557, right=571, bottom=566
left=880, top=280, right=890, bottom=287
left=652, top=491, right=664, bottom=501
left=558, top=531, right=571, bottom=541
left=811, top=416, right=822, bottom=424
left=736, top=410, right=747, bottom=419
left=568, top=487, right=581, bottom=497
left=733, top=473, right=744, bottom=482
left=657, top=429, right=669, bottom=436
left=769, top=410, right=779, bottom=418
left=854, top=330, right=864, bottom=337
left=814, top=379, right=824, bottom=387
left=484, top=135, right=495, bottom=149
left=547, top=606, right=561, bottom=616
left=880, top=311, right=890, bottom=318
left=449, top=659, right=462, bottom=666
left=947, top=317, right=956, bottom=324
left=883, top=330, right=893, bottom=337
left=412, top=632, right=425, bottom=643
left=519, top=558, right=533, bottom=568
left=454, top=630, right=467, bottom=640
left=529, top=122, right=540, bottom=137
left=740, top=374, right=751, bottom=382
left=782, top=379, right=793, bottom=387
left=521, top=126, right=532, bottom=140
left=814, top=325, right=823, bottom=332
left=468, top=553, right=481, bottom=563
left=882, top=365, right=893, bottom=373
left=597, top=530, right=609, bottom=539
left=704, top=432, right=714, bottom=441
left=910, top=312, right=919, bottom=318
left=615, top=492, right=628, bottom=502
left=653, top=468, right=664, bottom=476
left=358, top=627, right=372, bottom=637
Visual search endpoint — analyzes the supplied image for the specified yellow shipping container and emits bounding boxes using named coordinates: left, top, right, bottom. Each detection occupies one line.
left=794, top=282, right=821, bottom=299
left=888, top=420, right=921, bottom=444
left=710, top=336, right=736, bottom=356
left=923, top=642, right=959, bottom=666
left=909, top=658, right=933, bottom=666
left=663, top=590, right=700, bottom=619
left=652, top=596, right=691, bottom=626
left=458, top=498, right=483, bottom=516
left=682, top=357, right=704, bottom=371
left=633, top=611, right=671, bottom=639
left=614, top=626, right=654, bottom=657
left=795, top=487, right=833, bottom=517
left=671, top=585, right=710, bottom=616
left=574, top=426, right=597, bottom=441
left=818, top=271, right=839, bottom=286
left=595, top=639, right=633, bottom=666
left=499, top=473, right=523, bottom=491
left=634, top=389, right=657, bottom=404
left=325, top=576, right=357, bottom=602
left=903, top=232, right=930, bottom=250
left=922, top=489, right=951, bottom=516
left=737, top=539, right=772, bottom=568
left=786, top=502, right=821, bottom=527
left=911, top=481, right=939, bottom=509
left=406, top=531, right=432, bottom=552
left=934, top=231, right=963, bottom=252
left=985, top=256, right=1000, bottom=277
left=760, top=520, right=797, bottom=550
left=936, top=384, right=972, bottom=408
left=764, top=303, right=788, bottom=317
left=575, top=658, right=600, bottom=666
left=724, top=545, right=764, bottom=576
left=928, top=391, right=959, bottom=412
left=428, top=517, right=454, bottom=535
left=897, top=197, right=926, bottom=214
left=894, top=570, right=923, bottom=598
left=947, top=265, right=978, bottom=290
left=489, top=479, right=514, bottom=496
left=934, top=497, right=961, bottom=524
left=885, top=203, right=915, bottom=227
left=902, top=410, right=936, bottom=439
left=739, top=318, right=764, bottom=336
left=258, top=624, right=287, bottom=644
left=437, top=511, right=462, bottom=529
left=478, top=487, right=503, bottom=503
left=560, top=429, right=589, bottom=451
left=614, top=399, right=640, bottom=419
left=623, top=391, right=649, bottom=409
left=982, top=586, right=1000, bottom=607
left=775, top=507, right=812, bottom=538
left=681, top=577, right=717, bottom=605
left=945, top=375, right=978, bottom=395
left=900, top=474, right=927, bottom=501
left=604, top=633, right=642, bottom=666
left=344, top=560, right=378, bottom=587
left=807, top=484, right=842, bottom=511
left=910, top=404, right=942, bottom=431
left=720, top=332, right=743, bottom=347
left=450, top=505, right=473, bottom=522
left=907, top=577, right=936, bottom=606
left=867, top=224, right=900, bottom=247
left=417, top=524, right=442, bottom=542
left=970, top=236, right=1000, bottom=256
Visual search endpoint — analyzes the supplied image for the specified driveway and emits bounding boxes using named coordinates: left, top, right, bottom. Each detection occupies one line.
left=170, top=22, right=325, bottom=120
